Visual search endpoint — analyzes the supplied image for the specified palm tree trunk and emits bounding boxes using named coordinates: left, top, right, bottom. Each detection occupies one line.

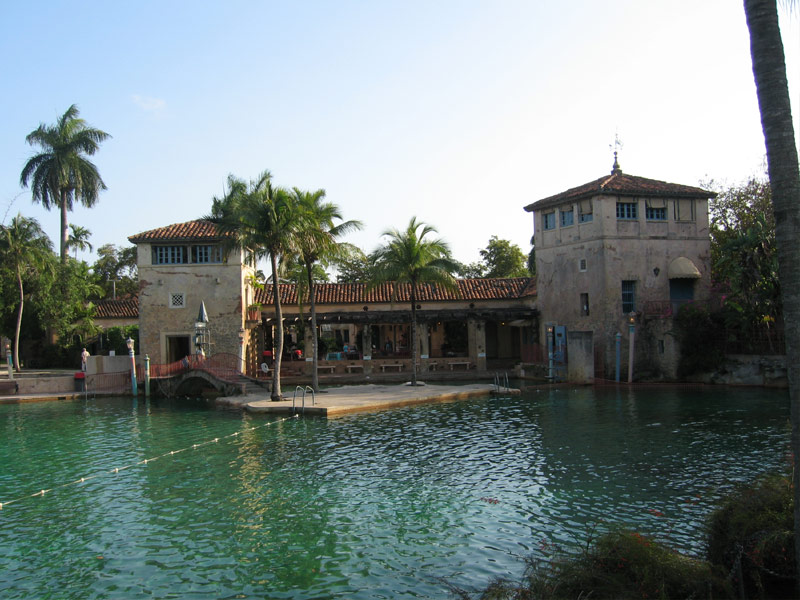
left=13, top=265, right=24, bottom=372
left=270, top=253, right=284, bottom=401
left=306, top=261, right=320, bottom=392
left=744, top=0, right=800, bottom=586
left=60, top=190, right=69, bottom=263
left=410, top=280, right=418, bottom=385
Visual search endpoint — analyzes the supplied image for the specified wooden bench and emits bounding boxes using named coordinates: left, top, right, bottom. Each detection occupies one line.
left=0, top=380, right=19, bottom=395
left=317, top=365, right=336, bottom=374
left=448, top=361, right=472, bottom=371
left=345, top=365, right=364, bottom=373
left=380, top=364, right=404, bottom=372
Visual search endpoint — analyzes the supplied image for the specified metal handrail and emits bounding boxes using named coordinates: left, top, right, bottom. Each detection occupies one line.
left=292, top=385, right=316, bottom=415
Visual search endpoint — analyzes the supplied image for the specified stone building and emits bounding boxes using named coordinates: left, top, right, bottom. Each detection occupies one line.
left=524, top=159, right=714, bottom=379
left=128, top=221, right=256, bottom=364
left=128, top=220, right=539, bottom=374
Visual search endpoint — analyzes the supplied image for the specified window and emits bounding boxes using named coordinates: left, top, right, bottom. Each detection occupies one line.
left=621, top=280, right=636, bottom=313
left=646, top=198, right=667, bottom=221
left=579, top=258, right=587, bottom=272
left=560, top=208, right=574, bottom=227
left=543, top=212, right=556, bottom=230
left=170, top=292, right=185, bottom=308
left=580, top=293, right=590, bottom=316
left=616, top=202, right=638, bottom=220
left=674, top=199, right=695, bottom=222
left=153, top=246, right=188, bottom=264
left=578, top=199, right=593, bottom=223
left=193, top=245, right=223, bottom=264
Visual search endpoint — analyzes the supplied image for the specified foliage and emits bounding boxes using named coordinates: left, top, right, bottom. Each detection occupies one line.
left=673, top=303, right=729, bottom=377
left=707, top=473, right=796, bottom=599
left=480, top=236, right=530, bottom=278
left=101, top=325, right=140, bottom=357
left=708, top=177, right=780, bottom=327
left=291, top=186, right=362, bottom=390
left=210, top=171, right=298, bottom=400
left=371, top=217, right=459, bottom=385
left=334, top=248, right=374, bottom=283
left=465, top=530, right=730, bottom=600
left=66, top=223, right=93, bottom=258
left=91, top=243, right=138, bottom=300
left=0, top=214, right=55, bottom=370
left=20, top=104, right=110, bottom=262
left=459, top=236, right=531, bottom=279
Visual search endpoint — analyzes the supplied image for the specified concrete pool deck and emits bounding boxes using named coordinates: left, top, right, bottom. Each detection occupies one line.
left=218, top=382, right=520, bottom=417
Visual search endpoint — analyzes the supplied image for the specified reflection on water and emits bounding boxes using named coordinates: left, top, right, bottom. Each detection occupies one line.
left=0, top=386, right=789, bottom=599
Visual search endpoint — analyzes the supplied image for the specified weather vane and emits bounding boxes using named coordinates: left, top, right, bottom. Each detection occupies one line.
left=610, top=131, right=623, bottom=174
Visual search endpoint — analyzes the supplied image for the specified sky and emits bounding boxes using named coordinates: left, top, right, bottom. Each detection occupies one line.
left=1, top=0, right=798, bottom=269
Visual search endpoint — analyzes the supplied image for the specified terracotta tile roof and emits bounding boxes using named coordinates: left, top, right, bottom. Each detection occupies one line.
left=128, top=220, right=223, bottom=243
left=254, top=277, right=536, bottom=306
left=524, top=170, right=715, bottom=212
left=94, top=298, right=139, bottom=319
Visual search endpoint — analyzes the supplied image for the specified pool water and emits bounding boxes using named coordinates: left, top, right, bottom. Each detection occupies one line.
left=0, top=386, right=789, bottom=599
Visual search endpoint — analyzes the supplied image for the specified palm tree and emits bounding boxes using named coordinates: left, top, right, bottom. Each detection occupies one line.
left=371, top=217, right=459, bottom=385
left=20, top=104, right=110, bottom=263
left=292, top=188, right=363, bottom=392
left=0, top=215, right=55, bottom=371
left=744, top=0, right=800, bottom=581
left=66, top=224, right=93, bottom=259
left=211, top=171, right=299, bottom=401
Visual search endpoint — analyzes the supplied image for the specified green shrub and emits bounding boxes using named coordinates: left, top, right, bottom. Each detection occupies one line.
left=706, top=474, right=795, bottom=599
left=465, top=530, right=730, bottom=599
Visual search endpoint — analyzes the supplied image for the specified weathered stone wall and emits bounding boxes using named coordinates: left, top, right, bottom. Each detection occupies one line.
left=136, top=243, right=253, bottom=364
left=690, top=354, right=788, bottom=387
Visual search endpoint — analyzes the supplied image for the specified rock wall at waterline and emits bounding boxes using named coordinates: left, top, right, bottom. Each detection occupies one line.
left=690, top=354, right=787, bottom=387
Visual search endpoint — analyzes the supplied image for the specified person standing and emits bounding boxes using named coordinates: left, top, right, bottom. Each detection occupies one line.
left=81, top=348, right=90, bottom=372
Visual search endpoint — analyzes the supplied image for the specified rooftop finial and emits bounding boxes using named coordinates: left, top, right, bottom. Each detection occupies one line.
left=610, top=131, right=623, bottom=175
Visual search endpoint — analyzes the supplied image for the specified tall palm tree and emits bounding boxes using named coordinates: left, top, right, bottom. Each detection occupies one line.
left=211, top=171, right=299, bottom=401
left=292, top=188, right=363, bottom=392
left=66, top=224, right=93, bottom=259
left=371, top=217, right=459, bottom=385
left=20, top=104, right=110, bottom=263
left=744, top=0, right=800, bottom=580
left=0, top=215, right=55, bottom=371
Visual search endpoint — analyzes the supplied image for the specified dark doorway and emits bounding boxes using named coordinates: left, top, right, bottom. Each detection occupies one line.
left=166, top=335, right=191, bottom=363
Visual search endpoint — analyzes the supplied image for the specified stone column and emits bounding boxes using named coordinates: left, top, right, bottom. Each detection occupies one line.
left=467, top=319, right=487, bottom=371
left=361, top=324, right=373, bottom=374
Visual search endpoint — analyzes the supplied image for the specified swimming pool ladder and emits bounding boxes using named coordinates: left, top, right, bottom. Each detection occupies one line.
left=493, top=371, right=510, bottom=397
left=292, top=386, right=316, bottom=415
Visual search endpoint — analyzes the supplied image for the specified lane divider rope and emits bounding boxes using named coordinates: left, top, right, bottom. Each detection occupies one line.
left=0, top=415, right=298, bottom=511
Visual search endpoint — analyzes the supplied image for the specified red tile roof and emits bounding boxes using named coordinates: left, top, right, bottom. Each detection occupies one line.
left=128, top=220, right=223, bottom=243
left=524, top=170, right=714, bottom=212
left=254, top=277, right=536, bottom=306
left=94, top=298, right=139, bottom=319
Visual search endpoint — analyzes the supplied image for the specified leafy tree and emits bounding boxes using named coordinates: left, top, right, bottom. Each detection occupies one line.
left=708, top=177, right=780, bottom=328
left=91, top=243, right=138, bottom=300
left=371, top=217, right=459, bottom=385
left=66, top=224, right=93, bottom=259
left=210, top=171, right=298, bottom=401
left=457, top=236, right=531, bottom=279
left=744, top=0, right=800, bottom=581
left=707, top=176, right=773, bottom=268
left=480, top=235, right=530, bottom=278
left=528, top=235, right=536, bottom=276
left=0, top=215, right=55, bottom=371
left=292, top=187, right=362, bottom=391
left=20, top=105, right=110, bottom=263
left=334, top=248, right=373, bottom=283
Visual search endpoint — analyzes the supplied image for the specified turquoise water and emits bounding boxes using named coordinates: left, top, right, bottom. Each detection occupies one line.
left=0, top=386, right=789, bottom=599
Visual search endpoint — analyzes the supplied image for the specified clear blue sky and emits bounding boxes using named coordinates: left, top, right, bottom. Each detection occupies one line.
left=1, top=0, right=797, bottom=267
